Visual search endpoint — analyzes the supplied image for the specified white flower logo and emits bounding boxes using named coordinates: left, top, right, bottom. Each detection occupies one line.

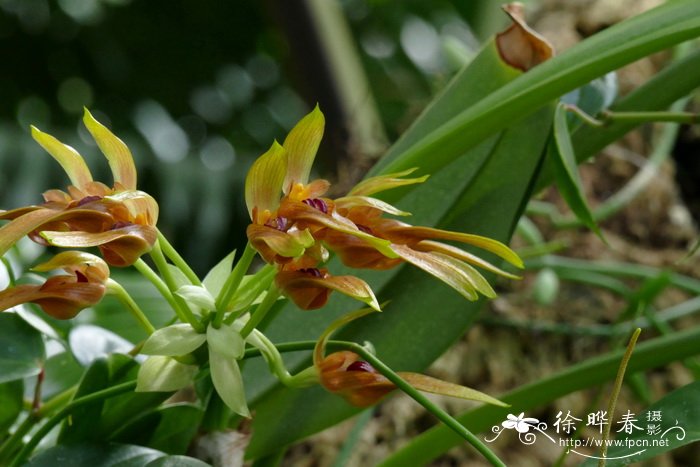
left=502, top=412, right=540, bottom=433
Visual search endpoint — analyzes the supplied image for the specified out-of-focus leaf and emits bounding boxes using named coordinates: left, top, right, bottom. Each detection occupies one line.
left=550, top=103, right=601, bottom=236
left=0, top=313, right=45, bottom=384
left=58, top=357, right=110, bottom=444
left=42, top=350, right=83, bottom=400
left=69, top=324, right=134, bottom=366
left=25, top=443, right=210, bottom=467
left=561, top=72, right=618, bottom=122
left=141, top=324, right=206, bottom=357
left=0, top=379, right=23, bottom=434
left=148, top=404, right=204, bottom=455
left=582, top=381, right=700, bottom=466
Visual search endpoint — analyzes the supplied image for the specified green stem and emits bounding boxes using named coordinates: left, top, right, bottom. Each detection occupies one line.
left=242, top=340, right=504, bottom=467
left=0, top=415, right=35, bottom=462
left=213, top=242, right=256, bottom=328
left=377, top=323, right=700, bottom=466
left=133, top=258, right=185, bottom=322
left=598, top=328, right=641, bottom=466
left=553, top=98, right=687, bottom=229
left=106, top=279, right=156, bottom=335
left=1, top=256, right=16, bottom=286
left=248, top=330, right=319, bottom=387
left=149, top=241, right=204, bottom=333
left=157, top=230, right=201, bottom=286
left=240, top=285, right=281, bottom=338
left=9, top=381, right=137, bottom=467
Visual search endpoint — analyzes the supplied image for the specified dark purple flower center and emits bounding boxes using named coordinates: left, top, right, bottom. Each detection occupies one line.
left=346, top=361, right=375, bottom=373
left=111, top=221, right=133, bottom=230
left=76, top=195, right=103, bottom=207
left=298, top=268, right=323, bottom=278
left=75, top=271, right=88, bottom=283
left=265, top=216, right=289, bottom=232
left=302, top=198, right=328, bottom=214
left=356, top=224, right=372, bottom=234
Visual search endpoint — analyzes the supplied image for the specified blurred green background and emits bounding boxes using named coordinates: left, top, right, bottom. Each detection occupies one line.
left=0, top=0, right=510, bottom=273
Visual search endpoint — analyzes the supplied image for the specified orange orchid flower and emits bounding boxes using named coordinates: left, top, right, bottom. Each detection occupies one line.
left=313, top=308, right=507, bottom=408
left=0, top=109, right=158, bottom=266
left=245, top=106, right=522, bottom=308
left=0, top=251, right=109, bottom=319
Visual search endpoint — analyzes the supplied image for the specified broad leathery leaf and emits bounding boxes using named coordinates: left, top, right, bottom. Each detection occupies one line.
left=209, top=349, right=250, bottom=417
left=0, top=380, right=23, bottom=433
left=246, top=105, right=553, bottom=458
left=148, top=404, right=204, bottom=455
left=582, top=380, right=700, bottom=466
left=207, top=322, right=245, bottom=359
left=141, top=323, right=206, bottom=357
left=0, top=313, right=45, bottom=384
left=550, top=103, right=602, bottom=237
left=69, top=324, right=134, bottom=366
left=41, top=351, right=83, bottom=400
left=136, top=356, right=198, bottom=392
left=373, top=1, right=700, bottom=178
left=58, top=357, right=110, bottom=444
left=175, top=285, right=216, bottom=311
left=203, top=249, right=236, bottom=299
left=25, top=443, right=209, bottom=467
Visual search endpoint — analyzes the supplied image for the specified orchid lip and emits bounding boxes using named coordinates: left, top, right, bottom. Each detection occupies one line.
left=302, top=198, right=329, bottom=214
left=346, top=361, right=375, bottom=373
left=298, top=268, right=323, bottom=278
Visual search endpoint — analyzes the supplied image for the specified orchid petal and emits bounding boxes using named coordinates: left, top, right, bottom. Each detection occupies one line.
left=415, top=240, right=521, bottom=279
left=276, top=270, right=380, bottom=311
left=282, top=105, right=325, bottom=194
left=393, top=245, right=485, bottom=301
left=348, top=168, right=429, bottom=197
left=32, top=251, right=109, bottom=283
left=247, top=224, right=314, bottom=261
left=245, top=141, right=287, bottom=223
left=41, top=224, right=157, bottom=266
left=31, top=126, right=93, bottom=190
left=278, top=201, right=398, bottom=260
left=383, top=224, right=523, bottom=269
left=0, top=208, right=109, bottom=258
left=104, top=190, right=159, bottom=225
left=0, top=279, right=105, bottom=319
left=399, top=373, right=508, bottom=407
left=334, top=196, right=411, bottom=216
left=83, top=108, right=138, bottom=190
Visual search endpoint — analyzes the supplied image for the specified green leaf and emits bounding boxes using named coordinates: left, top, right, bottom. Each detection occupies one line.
left=175, top=285, right=216, bottom=311
left=69, top=324, right=134, bottom=366
left=141, top=324, right=206, bottom=357
left=0, top=313, right=45, bottom=384
left=583, top=380, right=700, bottom=466
left=209, top=350, right=249, bottom=418
left=58, top=357, right=110, bottom=444
left=148, top=404, right=204, bottom=455
left=41, top=351, right=83, bottom=400
left=207, top=323, right=245, bottom=359
left=25, top=443, right=210, bottom=467
left=203, top=249, right=236, bottom=299
left=0, top=379, right=23, bottom=434
left=550, top=102, right=602, bottom=236
left=136, top=356, right=198, bottom=392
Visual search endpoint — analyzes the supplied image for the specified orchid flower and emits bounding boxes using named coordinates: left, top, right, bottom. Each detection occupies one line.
left=313, top=308, right=507, bottom=408
left=0, top=251, right=109, bottom=319
left=245, top=106, right=522, bottom=309
left=0, top=109, right=158, bottom=266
